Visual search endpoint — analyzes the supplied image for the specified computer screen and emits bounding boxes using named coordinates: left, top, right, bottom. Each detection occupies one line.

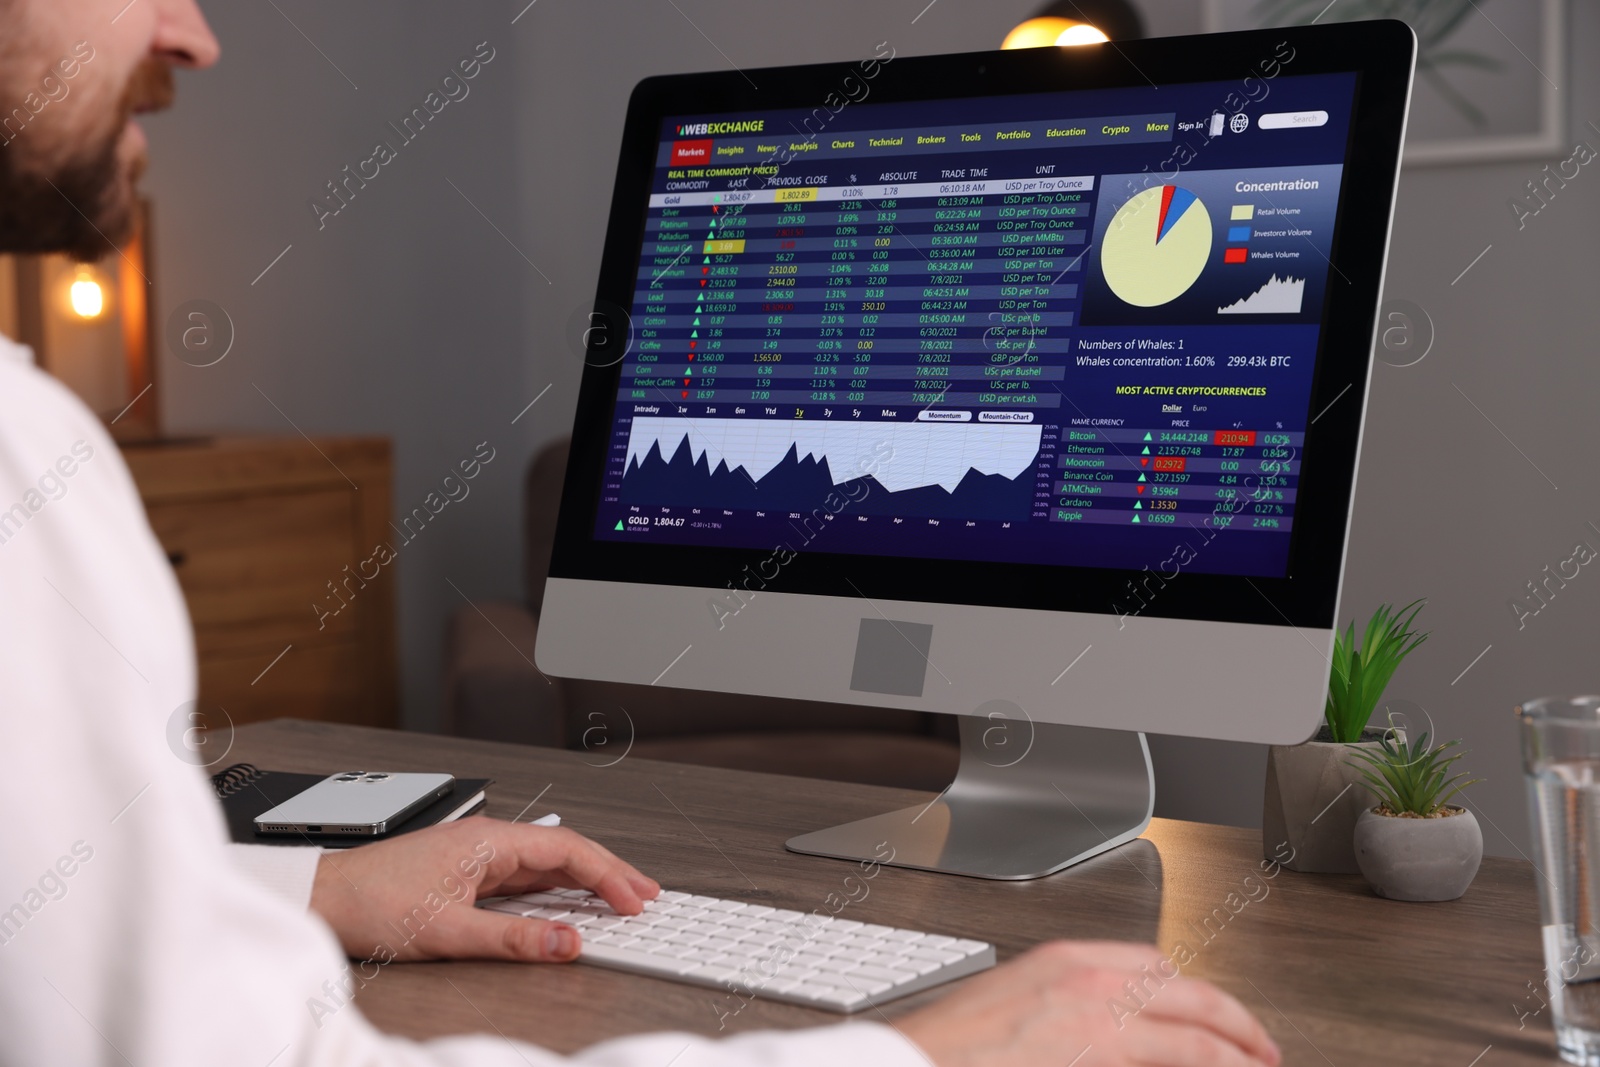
left=592, top=69, right=1353, bottom=580
left=542, top=24, right=1413, bottom=763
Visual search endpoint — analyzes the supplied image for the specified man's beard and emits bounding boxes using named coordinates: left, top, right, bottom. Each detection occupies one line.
left=0, top=59, right=173, bottom=262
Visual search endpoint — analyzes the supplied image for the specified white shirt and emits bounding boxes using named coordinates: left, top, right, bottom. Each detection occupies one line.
left=0, top=336, right=925, bottom=1067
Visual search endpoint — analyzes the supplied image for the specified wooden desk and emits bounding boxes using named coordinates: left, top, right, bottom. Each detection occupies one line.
left=232, top=720, right=1553, bottom=1064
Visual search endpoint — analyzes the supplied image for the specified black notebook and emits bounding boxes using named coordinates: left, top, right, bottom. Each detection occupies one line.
left=211, top=764, right=491, bottom=848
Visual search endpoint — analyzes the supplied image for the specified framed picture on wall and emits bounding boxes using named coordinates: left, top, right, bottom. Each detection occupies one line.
left=1204, top=0, right=1567, bottom=165
left=0, top=199, right=160, bottom=440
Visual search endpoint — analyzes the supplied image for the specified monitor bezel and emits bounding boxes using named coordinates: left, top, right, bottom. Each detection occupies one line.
left=547, top=21, right=1415, bottom=631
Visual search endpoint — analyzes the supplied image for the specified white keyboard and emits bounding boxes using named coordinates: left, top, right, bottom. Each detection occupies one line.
left=481, top=887, right=994, bottom=1013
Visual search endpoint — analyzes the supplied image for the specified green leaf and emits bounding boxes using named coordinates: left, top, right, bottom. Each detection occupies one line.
left=1325, top=602, right=1428, bottom=741
left=1345, top=734, right=1481, bottom=815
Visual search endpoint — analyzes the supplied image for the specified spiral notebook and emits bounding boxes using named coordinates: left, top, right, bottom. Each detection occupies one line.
left=210, top=763, right=491, bottom=848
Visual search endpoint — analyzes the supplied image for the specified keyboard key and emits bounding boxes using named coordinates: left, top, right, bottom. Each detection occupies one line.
left=738, top=905, right=775, bottom=919
left=794, top=939, right=837, bottom=958
left=788, top=952, right=837, bottom=971
left=851, top=963, right=919, bottom=984
left=764, top=973, right=817, bottom=996
left=864, top=952, right=913, bottom=970
left=907, top=947, right=964, bottom=965
left=654, top=943, right=701, bottom=959
left=739, top=932, right=784, bottom=948
left=664, top=932, right=708, bottom=948
left=808, top=971, right=890, bottom=996
left=657, top=891, right=691, bottom=903
left=951, top=939, right=989, bottom=956
left=582, top=941, right=700, bottom=976
left=812, top=927, right=858, bottom=945
left=808, top=988, right=870, bottom=1011
left=878, top=939, right=922, bottom=955
left=636, top=935, right=681, bottom=953
left=896, top=956, right=944, bottom=977
left=858, top=924, right=894, bottom=937
left=918, top=935, right=956, bottom=949
left=686, top=963, right=744, bottom=985
left=812, top=955, right=858, bottom=974
left=882, top=929, right=924, bottom=943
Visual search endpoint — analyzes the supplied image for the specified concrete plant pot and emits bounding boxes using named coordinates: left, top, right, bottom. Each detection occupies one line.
left=1353, top=806, right=1483, bottom=902
left=1262, top=728, right=1390, bottom=873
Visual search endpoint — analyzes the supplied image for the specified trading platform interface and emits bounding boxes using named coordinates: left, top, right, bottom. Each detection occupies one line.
left=593, top=70, right=1358, bottom=578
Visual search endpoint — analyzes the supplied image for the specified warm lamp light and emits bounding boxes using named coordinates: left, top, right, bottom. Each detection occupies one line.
left=1003, top=2, right=1141, bottom=49
left=69, top=272, right=105, bottom=319
left=1001, top=17, right=1109, bottom=49
left=1056, top=23, right=1110, bottom=45
left=1001, top=17, right=1078, bottom=49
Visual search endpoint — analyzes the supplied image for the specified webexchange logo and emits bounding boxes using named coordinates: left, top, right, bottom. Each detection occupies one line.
left=676, top=119, right=765, bottom=136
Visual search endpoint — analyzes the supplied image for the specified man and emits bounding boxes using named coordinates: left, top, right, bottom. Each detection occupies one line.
left=0, top=2, right=1282, bottom=1065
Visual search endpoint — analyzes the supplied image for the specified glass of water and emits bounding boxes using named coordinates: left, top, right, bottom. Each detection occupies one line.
left=1522, top=695, right=1600, bottom=1064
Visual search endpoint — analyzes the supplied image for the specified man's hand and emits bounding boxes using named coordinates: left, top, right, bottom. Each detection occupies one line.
left=308, top=816, right=659, bottom=965
left=899, top=941, right=1281, bottom=1067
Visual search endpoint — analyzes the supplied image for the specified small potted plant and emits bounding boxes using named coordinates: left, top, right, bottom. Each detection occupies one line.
left=1348, top=732, right=1483, bottom=901
left=1262, top=601, right=1428, bottom=872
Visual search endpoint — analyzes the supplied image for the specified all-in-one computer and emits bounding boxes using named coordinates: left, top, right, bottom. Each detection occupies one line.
left=536, top=21, right=1415, bottom=883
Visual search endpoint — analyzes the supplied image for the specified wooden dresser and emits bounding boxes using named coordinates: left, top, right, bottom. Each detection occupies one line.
left=122, top=436, right=398, bottom=728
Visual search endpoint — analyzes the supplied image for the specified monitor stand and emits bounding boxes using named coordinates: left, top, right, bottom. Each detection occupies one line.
left=786, top=707, right=1154, bottom=880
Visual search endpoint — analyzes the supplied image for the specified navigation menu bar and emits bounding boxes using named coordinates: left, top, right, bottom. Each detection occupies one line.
left=658, top=113, right=1177, bottom=168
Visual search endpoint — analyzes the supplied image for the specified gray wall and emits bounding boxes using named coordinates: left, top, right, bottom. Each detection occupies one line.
left=146, top=2, right=530, bottom=732
left=1336, top=3, right=1600, bottom=862
left=148, top=1, right=1598, bottom=858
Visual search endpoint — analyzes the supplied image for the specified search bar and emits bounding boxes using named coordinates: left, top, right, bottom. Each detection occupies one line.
left=1258, top=110, right=1328, bottom=130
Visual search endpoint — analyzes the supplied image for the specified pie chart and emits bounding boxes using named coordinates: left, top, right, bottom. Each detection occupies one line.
left=1101, top=185, right=1213, bottom=307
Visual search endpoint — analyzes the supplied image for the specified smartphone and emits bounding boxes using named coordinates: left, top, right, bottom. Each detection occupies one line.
left=254, top=771, right=455, bottom=836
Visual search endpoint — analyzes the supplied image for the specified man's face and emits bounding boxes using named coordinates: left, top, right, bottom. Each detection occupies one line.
left=0, top=0, right=218, bottom=260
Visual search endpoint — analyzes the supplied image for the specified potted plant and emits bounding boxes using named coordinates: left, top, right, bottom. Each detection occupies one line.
left=1262, top=600, right=1428, bottom=872
left=1349, top=732, right=1483, bottom=901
